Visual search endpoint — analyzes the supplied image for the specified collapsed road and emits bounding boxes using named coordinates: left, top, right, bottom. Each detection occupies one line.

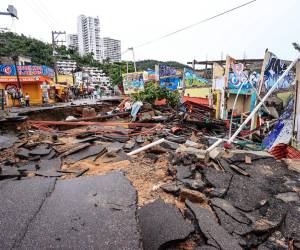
left=1, top=100, right=300, bottom=249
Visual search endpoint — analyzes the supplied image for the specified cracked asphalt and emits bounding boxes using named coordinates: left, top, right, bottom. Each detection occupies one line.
left=0, top=171, right=141, bottom=250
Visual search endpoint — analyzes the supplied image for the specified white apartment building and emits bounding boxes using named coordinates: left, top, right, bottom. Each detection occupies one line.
left=82, top=66, right=109, bottom=85
left=77, top=15, right=102, bottom=62
left=103, top=37, right=121, bottom=62
left=66, top=34, right=79, bottom=51
left=56, top=60, right=77, bottom=74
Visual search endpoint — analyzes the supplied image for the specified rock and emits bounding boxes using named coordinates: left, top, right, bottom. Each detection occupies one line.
left=180, top=178, right=206, bottom=191
left=253, top=218, right=282, bottom=233
left=210, top=198, right=252, bottom=225
left=166, top=135, right=186, bottom=144
left=161, top=182, right=182, bottom=194
left=175, top=165, right=193, bottom=180
left=204, top=188, right=227, bottom=198
left=124, top=139, right=136, bottom=150
left=186, top=200, right=243, bottom=250
left=161, top=140, right=180, bottom=150
left=257, top=231, right=288, bottom=250
left=138, top=199, right=194, bottom=250
left=275, top=192, right=299, bottom=203
left=180, top=188, right=207, bottom=203
left=135, top=135, right=145, bottom=144
left=176, top=145, right=208, bottom=162
left=208, top=148, right=221, bottom=160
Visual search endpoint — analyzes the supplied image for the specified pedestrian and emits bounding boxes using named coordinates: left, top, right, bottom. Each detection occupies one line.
left=25, top=93, right=30, bottom=107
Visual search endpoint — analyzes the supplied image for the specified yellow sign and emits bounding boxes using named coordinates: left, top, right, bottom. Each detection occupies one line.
left=57, top=75, right=73, bottom=85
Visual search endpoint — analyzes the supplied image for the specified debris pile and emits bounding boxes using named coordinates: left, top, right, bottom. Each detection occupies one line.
left=1, top=98, right=300, bottom=249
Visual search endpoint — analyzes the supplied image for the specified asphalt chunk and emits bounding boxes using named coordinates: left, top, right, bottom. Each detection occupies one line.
left=138, top=199, right=194, bottom=250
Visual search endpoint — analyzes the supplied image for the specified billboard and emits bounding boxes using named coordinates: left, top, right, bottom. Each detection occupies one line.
left=159, top=64, right=177, bottom=78
left=143, top=69, right=156, bottom=82
left=228, top=63, right=260, bottom=90
left=123, top=72, right=144, bottom=94
left=263, top=53, right=295, bottom=91
left=0, top=65, right=54, bottom=77
left=160, top=77, right=181, bottom=91
left=184, top=68, right=209, bottom=87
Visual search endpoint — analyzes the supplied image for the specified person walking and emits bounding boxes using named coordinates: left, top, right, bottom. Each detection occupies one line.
left=25, top=93, right=30, bottom=107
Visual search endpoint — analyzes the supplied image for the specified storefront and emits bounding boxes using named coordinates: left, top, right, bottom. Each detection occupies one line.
left=0, top=65, right=54, bottom=106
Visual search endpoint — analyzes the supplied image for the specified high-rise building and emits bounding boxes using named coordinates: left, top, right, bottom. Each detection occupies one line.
left=77, top=15, right=102, bottom=61
left=56, top=60, right=77, bottom=74
left=66, top=34, right=78, bottom=51
left=103, top=37, right=121, bottom=62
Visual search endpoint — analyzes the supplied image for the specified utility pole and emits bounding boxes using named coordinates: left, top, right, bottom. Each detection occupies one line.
left=51, top=31, right=66, bottom=85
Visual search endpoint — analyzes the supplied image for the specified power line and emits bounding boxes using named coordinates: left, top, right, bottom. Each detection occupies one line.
left=133, top=0, right=257, bottom=50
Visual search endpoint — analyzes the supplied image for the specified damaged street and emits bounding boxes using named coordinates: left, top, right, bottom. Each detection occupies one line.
left=1, top=1, right=300, bottom=249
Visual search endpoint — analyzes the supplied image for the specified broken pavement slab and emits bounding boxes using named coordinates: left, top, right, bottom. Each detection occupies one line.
left=0, top=177, right=56, bottom=250
left=186, top=200, right=243, bottom=250
left=138, top=199, right=194, bottom=250
left=18, top=171, right=141, bottom=249
left=0, top=133, right=18, bottom=151
left=29, top=144, right=52, bottom=156
left=36, top=158, right=62, bottom=177
left=64, top=144, right=106, bottom=164
left=210, top=198, right=252, bottom=225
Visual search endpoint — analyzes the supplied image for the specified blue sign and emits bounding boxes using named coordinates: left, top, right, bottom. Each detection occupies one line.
left=160, top=77, right=181, bottom=91
left=0, top=65, right=54, bottom=77
left=159, top=64, right=177, bottom=78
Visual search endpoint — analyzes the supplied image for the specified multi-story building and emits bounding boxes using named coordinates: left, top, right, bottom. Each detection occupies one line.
left=77, top=15, right=102, bottom=61
left=102, top=37, right=121, bottom=62
left=66, top=34, right=79, bottom=51
left=56, top=60, right=77, bottom=75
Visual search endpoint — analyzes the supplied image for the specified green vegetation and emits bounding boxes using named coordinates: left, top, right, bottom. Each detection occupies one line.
left=0, top=32, right=188, bottom=86
left=132, top=82, right=180, bottom=108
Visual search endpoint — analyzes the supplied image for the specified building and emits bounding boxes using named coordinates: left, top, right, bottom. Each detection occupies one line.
left=77, top=15, right=102, bottom=61
left=0, top=64, right=54, bottom=105
left=66, top=34, right=78, bottom=51
left=103, top=37, right=121, bottom=62
left=0, top=55, right=31, bottom=65
left=81, top=66, right=111, bottom=91
left=56, top=60, right=77, bottom=75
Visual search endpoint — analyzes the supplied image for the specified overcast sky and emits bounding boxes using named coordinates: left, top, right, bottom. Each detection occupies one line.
left=0, top=0, right=299, bottom=64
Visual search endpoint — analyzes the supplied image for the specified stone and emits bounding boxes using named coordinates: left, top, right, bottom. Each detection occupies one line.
left=124, top=139, right=136, bottom=150
left=186, top=200, right=243, bottom=250
left=275, top=192, right=299, bottom=203
left=175, top=165, right=193, bottom=180
left=180, top=188, right=207, bottom=203
left=176, top=145, right=208, bottom=162
left=204, top=188, right=227, bottom=198
left=180, top=178, right=206, bottom=191
left=161, top=182, right=181, bottom=194
left=0, top=166, right=22, bottom=179
left=138, top=199, right=194, bottom=250
left=161, top=140, right=180, bottom=150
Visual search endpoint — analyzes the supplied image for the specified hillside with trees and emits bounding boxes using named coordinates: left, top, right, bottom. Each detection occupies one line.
left=0, top=32, right=189, bottom=85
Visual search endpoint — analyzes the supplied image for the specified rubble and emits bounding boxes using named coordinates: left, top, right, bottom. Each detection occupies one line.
left=2, top=95, right=300, bottom=249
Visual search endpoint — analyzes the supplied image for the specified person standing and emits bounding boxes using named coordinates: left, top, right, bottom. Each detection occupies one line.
left=25, top=93, right=30, bottom=107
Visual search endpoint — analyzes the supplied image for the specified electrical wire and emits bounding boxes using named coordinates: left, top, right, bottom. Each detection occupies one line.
left=123, top=0, right=257, bottom=54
